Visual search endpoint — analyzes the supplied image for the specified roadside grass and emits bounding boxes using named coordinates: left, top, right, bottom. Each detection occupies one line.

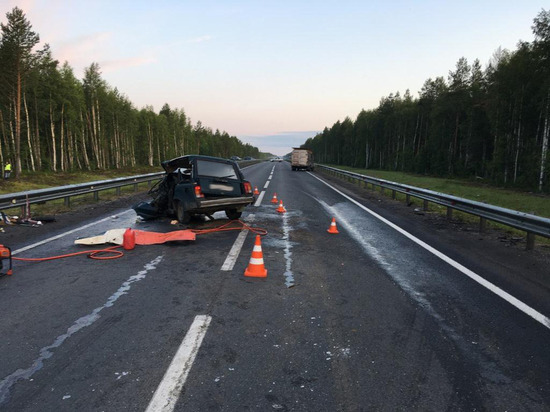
left=322, top=164, right=550, bottom=246
left=0, top=167, right=159, bottom=217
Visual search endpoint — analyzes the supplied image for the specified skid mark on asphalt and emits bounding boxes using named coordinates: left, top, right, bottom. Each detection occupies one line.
left=309, top=173, right=550, bottom=330
left=315, top=198, right=444, bottom=320
left=281, top=211, right=295, bottom=288
left=0, top=255, right=164, bottom=405
left=313, top=199, right=537, bottom=395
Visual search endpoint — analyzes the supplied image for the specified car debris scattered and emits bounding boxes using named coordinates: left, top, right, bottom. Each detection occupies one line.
left=0, top=211, right=48, bottom=227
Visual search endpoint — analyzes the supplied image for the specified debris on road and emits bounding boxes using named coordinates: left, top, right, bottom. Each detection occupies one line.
left=413, top=207, right=425, bottom=215
left=0, top=211, right=56, bottom=227
left=75, top=228, right=196, bottom=246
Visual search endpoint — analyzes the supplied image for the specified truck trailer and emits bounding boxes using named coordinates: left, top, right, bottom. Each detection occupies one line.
left=291, top=148, right=314, bottom=171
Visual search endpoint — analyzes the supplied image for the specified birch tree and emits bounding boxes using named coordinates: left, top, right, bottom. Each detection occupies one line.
left=0, top=7, right=39, bottom=177
left=533, top=9, right=550, bottom=191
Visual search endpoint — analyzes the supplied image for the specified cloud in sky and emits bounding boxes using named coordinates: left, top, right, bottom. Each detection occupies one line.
left=100, top=56, right=157, bottom=73
left=54, top=31, right=112, bottom=66
left=50, top=31, right=157, bottom=76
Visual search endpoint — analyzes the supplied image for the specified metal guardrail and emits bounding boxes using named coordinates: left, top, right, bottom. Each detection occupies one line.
left=0, top=172, right=164, bottom=212
left=317, top=164, right=550, bottom=249
left=0, top=159, right=264, bottom=215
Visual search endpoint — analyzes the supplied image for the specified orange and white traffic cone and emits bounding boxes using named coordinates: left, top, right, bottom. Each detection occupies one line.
left=327, top=217, right=339, bottom=234
left=270, top=193, right=278, bottom=203
left=253, top=186, right=260, bottom=195
left=276, top=200, right=286, bottom=213
left=244, top=235, right=267, bottom=278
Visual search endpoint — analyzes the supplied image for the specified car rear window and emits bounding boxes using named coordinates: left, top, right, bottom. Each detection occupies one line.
left=197, top=160, right=238, bottom=179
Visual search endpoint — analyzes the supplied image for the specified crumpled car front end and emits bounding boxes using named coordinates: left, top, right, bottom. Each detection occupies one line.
left=133, top=155, right=254, bottom=222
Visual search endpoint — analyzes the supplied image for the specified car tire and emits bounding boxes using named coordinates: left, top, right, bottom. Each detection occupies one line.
left=176, top=202, right=192, bottom=224
left=225, top=209, right=242, bottom=220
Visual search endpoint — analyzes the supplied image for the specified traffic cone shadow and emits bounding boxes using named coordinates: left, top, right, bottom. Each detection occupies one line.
left=244, top=235, right=268, bottom=278
left=327, top=217, right=339, bottom=234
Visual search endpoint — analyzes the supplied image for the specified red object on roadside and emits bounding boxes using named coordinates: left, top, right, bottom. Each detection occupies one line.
left=123, top=228, right=136, bottom=250
left=327, top=218, right=339, bottom=234
left=0, top=244, right=13, bottom=276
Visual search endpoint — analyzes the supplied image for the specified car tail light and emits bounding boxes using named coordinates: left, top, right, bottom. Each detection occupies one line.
left=243, top=181, right=252, bottom=194
left=194, top=185, right=204, bottom=198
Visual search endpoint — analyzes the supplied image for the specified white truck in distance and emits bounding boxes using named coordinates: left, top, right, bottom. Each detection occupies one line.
left=291, top=148, right=314, bottom=171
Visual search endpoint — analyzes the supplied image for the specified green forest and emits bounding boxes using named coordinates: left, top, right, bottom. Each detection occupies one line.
left=0, top=7, right=263, bottom=179
left=302, top=9, right=550, bottom=193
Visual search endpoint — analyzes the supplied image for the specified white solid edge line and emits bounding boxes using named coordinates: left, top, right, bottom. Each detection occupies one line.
left=12, top=209, right=134, bottom=255
left=307, top=172, right=550, bottom=330
left=221, top=214, right=256, bottom=271
left=146, top=315, right=212, bottom=412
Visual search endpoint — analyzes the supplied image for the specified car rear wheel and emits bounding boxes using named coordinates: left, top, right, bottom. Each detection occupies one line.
left=176, top=202, right=192, bottom=224
left=225, top=209, right=242, bottom=220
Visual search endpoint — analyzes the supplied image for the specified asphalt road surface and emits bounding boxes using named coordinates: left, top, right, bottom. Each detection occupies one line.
left=0, top=161, right=549, bottom=411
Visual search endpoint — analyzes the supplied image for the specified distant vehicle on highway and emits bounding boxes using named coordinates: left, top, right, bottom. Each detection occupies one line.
left=270, top=157, right=283, bottom=162
left=243, top=156, right=253, bottom=160
left=133, top=155, right=254, bottom=223
left=291, top=148, right=314, bottom=171
left=230, top=156, right=241, bottom=161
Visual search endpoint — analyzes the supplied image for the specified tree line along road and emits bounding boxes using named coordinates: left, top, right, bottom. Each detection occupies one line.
left=0, top=161, right=548, bottom=411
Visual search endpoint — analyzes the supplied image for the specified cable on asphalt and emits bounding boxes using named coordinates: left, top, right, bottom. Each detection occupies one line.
left=11, top=219, right=268, bottom=263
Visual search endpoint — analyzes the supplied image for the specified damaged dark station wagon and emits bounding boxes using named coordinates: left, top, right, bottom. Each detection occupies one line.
left=133, top=155, right=255, bottom=223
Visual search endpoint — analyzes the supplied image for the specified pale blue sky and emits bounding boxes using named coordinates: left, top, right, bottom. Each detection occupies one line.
left=1, top=0, right=546, bottom=155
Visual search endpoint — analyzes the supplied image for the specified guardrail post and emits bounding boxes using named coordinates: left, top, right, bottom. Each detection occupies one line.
left=94, top=191, right=99, bottom=201
left=392, top=190, right=396, bottom=200
left=479, top=217, right=486, bottom=233
left=526, top=233, right=535, bottom=250
left=313, top=165, right=550, bottom=246
left=116, top=187, right=121, bottom=196
left=64, top=196, right=71, bottom=207
left=134, top=183, right=138, bottom=192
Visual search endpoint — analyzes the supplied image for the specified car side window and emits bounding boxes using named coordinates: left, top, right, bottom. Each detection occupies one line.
left=196, top=160, right=238, bottom=179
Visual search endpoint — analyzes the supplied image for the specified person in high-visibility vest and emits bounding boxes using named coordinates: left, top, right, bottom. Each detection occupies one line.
left=4, top=160, right=11, bottom=179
